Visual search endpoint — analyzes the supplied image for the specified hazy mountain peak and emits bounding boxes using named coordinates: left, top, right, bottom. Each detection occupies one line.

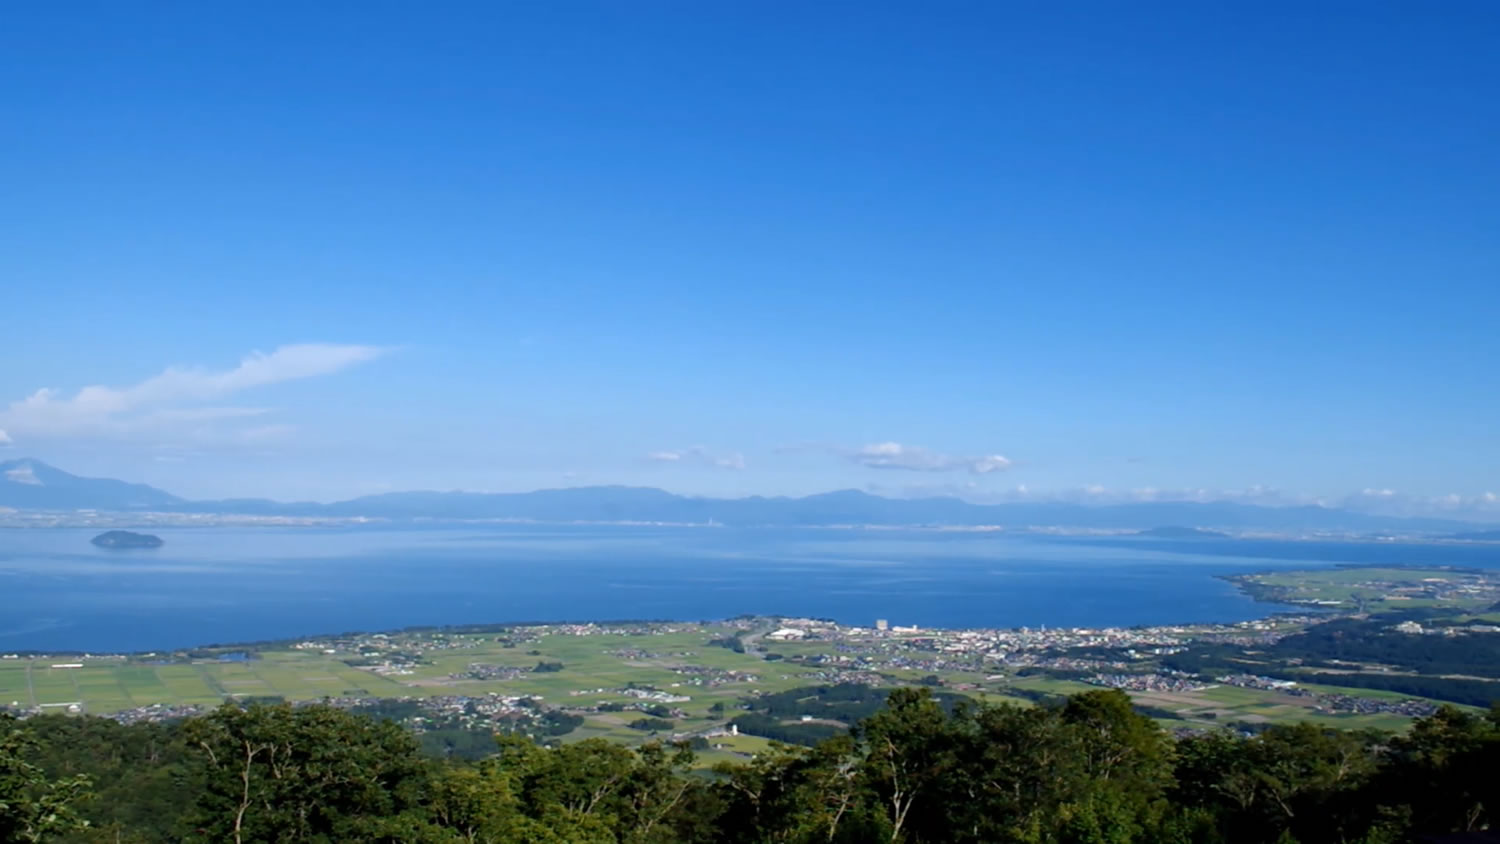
left=3, top=459, right=44, bottom=485
left=0, top=458, right=183, bottom=511
left=801, top=489, right=882, bottom=503
left=0, top=459, right=1486, bottom=534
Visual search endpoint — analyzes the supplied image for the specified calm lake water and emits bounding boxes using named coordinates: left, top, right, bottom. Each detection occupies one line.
left=2, top=526, right=1499, bottom=653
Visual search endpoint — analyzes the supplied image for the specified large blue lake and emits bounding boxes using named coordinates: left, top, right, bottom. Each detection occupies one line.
left=3, top=526, right=1499, bottom=653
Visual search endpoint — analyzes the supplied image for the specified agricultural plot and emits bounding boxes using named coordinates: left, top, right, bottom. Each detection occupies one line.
left=1232, top=566, right=1500, bottom=612
left=692, top=733, right=780, bottom=768
left=3, top=616, right=1475, bottom=739
left=0, top=663, right=33, bottom=707
left=2, top=628, right=813, bottom=721
left=996, top=675, right=1441, bottom=732
left=29, top=666, right=82, bottom=706
left=154, top=665, right=223, bottom=704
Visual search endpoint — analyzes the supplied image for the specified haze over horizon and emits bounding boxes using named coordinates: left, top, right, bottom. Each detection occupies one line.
left=4, top=4, right=1497, bottom=521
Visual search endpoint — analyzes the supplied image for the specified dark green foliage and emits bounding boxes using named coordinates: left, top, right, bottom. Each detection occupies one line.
left=353, top=699, right=424, bottom=723
left=238, top=694, right=287, bottom=706
left=748, top=682, right=959, bottom=723
left=1369, top=705, right=1500, bottom=836
left=1164, top=633, right=1500, bottom=707
left=8, top=693, right=1500, bottom=843
left=1015, top=666, right=1096, bottom=681
left=180, top=703, right=432, bottom=843
left=1131, top=703, right=1184, bottom=721
left=628, top=717, right=676, bottom=732
left=729, top=713, right=846, bottom=746
left=1000, top=686, right=1068, bottom=707
left=1272, top=619, right=1500, bottom=678
left=1159, top=643, right=1244, bottom=677
left=417, top=727, right=500, bottom=761
left=1292, top=672, right=1500, bottom=707
left=14, top=713, right=194, bottom=842
left=707, top=635, right=746, bottom=653
left=1, top=718, right=94, bottom=843
left=532, top=660, right=565, bottom=673
left=538, top=710, right=584, bottom=736
left=1172, top=722, right=1387, bottom=843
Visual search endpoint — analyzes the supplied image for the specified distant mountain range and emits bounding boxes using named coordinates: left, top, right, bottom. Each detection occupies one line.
left=1, top=458, right=185, bottom=511
left=0, top=457, right=1491, bottom=535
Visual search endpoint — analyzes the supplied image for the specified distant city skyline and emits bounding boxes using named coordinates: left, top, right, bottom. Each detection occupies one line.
left=3, top=4, right=1497, bottom=519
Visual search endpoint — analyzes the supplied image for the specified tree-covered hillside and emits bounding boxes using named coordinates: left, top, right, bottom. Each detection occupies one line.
left=3, top=689, right=1499, bottom=843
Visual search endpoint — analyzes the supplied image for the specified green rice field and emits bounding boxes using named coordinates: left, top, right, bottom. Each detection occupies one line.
left=0, top=623, right=1452, bottom=737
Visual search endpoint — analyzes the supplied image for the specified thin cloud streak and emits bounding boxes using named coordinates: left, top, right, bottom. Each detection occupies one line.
left=870, top=481, right=1500, bottom=522
left=841, top=442, right=1012, bottom=474
left=0, top=343, right=387, bottom=447
left=647, top=446, right=746, bottom=470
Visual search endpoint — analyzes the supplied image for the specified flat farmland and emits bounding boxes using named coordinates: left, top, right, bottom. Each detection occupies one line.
left=29, top=665, right=83, bottom=706
left=1, top=620, right=1465, bottom=738
left=0, top=628, right=829, bottom=719
left=0, top=663, right=33, bottom=707
left=1233, top=567, right=1500, bottom=611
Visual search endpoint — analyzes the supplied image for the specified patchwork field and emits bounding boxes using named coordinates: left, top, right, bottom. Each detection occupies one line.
left=0, top=623, right=1448, bottom=737
left=1231, top=566, right=1500, bottom=611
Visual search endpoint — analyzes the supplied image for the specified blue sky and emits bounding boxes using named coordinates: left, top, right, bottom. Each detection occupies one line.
left=2, top=3, right=1497, bottom=518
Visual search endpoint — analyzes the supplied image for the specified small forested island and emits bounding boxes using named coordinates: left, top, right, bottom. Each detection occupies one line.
left=90, top=530, right=164, bottom=549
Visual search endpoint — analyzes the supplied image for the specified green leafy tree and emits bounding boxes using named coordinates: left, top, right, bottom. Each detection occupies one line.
left=713, top=737, right=880, bottom=844
left=18, top=712, right=196, bottom=840
left=492, top=733, right=706, bottom=842
left=1374, top=704, right=1499, bottom=837
left=1060, top=690, right=1174, bottom=796
left=5, top=686, right=1499, bottom=843
left=0, top=719, right=93, bottom=843
left=1172, top=723, right=1381, bottom=844
left=855, top=687, right=958, bottom=842
left=952, top=701, right=1087, bottom=842
left=181, top=703, right=431, bottom=843
left=712, top=741, right=808, bottom=842
left=783, top=735, right=881, bottom=844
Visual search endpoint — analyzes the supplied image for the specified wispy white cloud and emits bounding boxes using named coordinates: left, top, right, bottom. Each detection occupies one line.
left=845, top=442, right=1012, bottom=474
left=647, top=446, right=746, bottom=470
left=4, top=463, right=40, bottom=484
left=1335, top=488, right=1500, bottom=520
left=865, top=482, right=1500, bottom=523
left=959, top=484, right=1307, bottom=507
left=878, top=482, right=1268, bottom=506
left=0, top=428, right=11, bottom=446
left=0, top=343, right=387, bottom=448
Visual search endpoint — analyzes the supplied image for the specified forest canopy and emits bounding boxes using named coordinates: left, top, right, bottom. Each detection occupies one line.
left=2, top=688, right=1498, bottom=843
